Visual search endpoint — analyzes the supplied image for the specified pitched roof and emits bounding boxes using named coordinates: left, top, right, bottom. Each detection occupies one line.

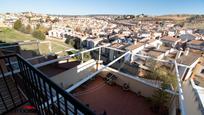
left=148, top=50, right=163, bottom=58
left=188, top=40, right=204, bottom=45
left=177, top=52, right=201, bottom=66
left=161, top=36, right=180, bottom=42
left=179, top=34, right=196, bottom=41
left=125, top=42, right=145, bottom=51
left=111, top=43, right=128, bottom=49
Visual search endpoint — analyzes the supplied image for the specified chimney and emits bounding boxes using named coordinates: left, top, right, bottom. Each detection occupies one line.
left=176, top=48, right=183, bottom=59
left=184, top=48, right=190, bottom=56
left=156, top=43, right=161, bottom=49
left=134, top=40, right=137, bottom=45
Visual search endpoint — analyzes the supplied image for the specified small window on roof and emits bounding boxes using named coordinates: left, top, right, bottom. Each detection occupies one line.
left=201, top=69, right=204, bottom=74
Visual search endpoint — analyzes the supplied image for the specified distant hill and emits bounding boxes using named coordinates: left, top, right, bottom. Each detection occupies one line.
left=155, top=14, right=192, bottom=21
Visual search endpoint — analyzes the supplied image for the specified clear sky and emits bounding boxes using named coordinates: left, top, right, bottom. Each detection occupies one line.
left=0, top=0, right=204, bottom=15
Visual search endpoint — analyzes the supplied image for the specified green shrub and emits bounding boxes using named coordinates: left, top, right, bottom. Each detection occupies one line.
left=25, top=25, right=32, bottom=34
left=65, top=38, right=70, bottom=44
left=69, top=39, right=75, bottom=47
left=150, top=88, right=170, bottom=114
left=144, top=59, right=177, bottom=89
left=19, top=26, right=26, bottom=33
left=13, top=20, right=22, bottom=30
left=32, top=30, right=45, bottom=40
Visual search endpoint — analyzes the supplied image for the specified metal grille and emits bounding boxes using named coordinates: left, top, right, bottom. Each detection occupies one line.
left=0, top=54, right=95, bottom=115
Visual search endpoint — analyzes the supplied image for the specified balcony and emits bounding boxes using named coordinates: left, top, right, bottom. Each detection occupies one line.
left=0, top=43, right=187, bottom=115
left=0, top=54, right=95, bottom=115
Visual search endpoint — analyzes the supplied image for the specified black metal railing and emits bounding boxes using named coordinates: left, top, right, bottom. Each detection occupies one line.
left=0, top=54, right=95, bottom=115
left=0, top=54, right=27, bottom=115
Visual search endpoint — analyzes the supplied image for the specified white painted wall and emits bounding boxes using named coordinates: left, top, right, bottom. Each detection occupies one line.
left=99, top=67, right=175, bottom=97
left=51, top=60, right=96, bottom=89
left=196, top=65, right=204, bottom=78
left=184, top=59, right=200, bottom=80
left=99, top=69, right=156, bottom=97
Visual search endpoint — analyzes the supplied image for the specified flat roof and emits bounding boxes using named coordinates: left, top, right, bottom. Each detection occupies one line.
left=39, top=61, right=80, bottom=77
left=143, top=46, right=165, bottom=58
left=147, top=39, right=157, bottom=43
left=159, top=46, right=171, bottom=52
left=72, top=76, right=155, bottom=115
left=177, top=52, right=201, bottom=66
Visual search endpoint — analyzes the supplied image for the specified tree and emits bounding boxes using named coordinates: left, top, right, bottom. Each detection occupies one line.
left=67, top=50, right=80, bottom=61
left=25, top=25, right=32, bottom=34
left=13, top=20, right=22, bottom=30
left=35, top=24, right=49, bottom=34
left=52, top=17, right=59, bottom=23
left=145, top=61, right=177, bottom=114
left=45, top=16, right=51, bottom=22
left=145, top=59, right=158, bottom=70
left=75, top=27, right=81, bottom=32
left=36, top=24, right=41, bottom=30
left=69, top=39, right=75, bottom=47
left=145, top=60, right=177, bottom=89
left=145, top=67, right=177, bottom=89
left=151, top=85, right=171, bottom=114
left=32, top=30, right=45, bottom=40
left=65, top=37, right=70, bottom=44
left=83, top=52, right=92, bottom=62
left=19, top=25, right=26, bottom=33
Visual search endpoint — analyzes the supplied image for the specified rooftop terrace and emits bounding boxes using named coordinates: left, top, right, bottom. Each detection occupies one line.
left=72, top=76, right=155, bottom=115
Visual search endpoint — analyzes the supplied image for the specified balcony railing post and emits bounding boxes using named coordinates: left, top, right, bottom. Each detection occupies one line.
left=64, top=98, right=68, bottom=115
left=49, top=85, right=54, bottom=111
left=43, top=80, right=51, bottom=114
left=74, top=106, right=78, bottom=115
left=56, top=92, right=61, bottom=114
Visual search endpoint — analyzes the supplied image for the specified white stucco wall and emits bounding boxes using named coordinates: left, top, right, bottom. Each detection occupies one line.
left=51, top=60, right=96, bottom=89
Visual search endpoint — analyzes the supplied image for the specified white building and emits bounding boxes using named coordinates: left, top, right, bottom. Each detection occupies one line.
left=86, top=37, right=104, bottom=49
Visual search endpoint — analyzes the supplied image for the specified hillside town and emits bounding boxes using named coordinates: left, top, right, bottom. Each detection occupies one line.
left=0, top=11, right=204, bottom=115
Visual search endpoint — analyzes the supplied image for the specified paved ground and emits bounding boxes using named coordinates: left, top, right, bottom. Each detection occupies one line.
left=73, top=77, right=155, bottom=115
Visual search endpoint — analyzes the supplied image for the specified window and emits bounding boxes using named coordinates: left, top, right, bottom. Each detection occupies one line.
left=201, top=69, right=204, bottom=74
